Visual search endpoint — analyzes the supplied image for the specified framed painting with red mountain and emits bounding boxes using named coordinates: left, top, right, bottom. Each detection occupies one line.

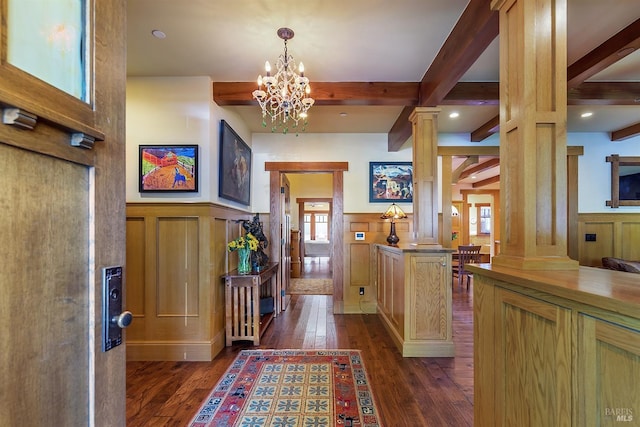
left=139, top=145, right=199, bottom=192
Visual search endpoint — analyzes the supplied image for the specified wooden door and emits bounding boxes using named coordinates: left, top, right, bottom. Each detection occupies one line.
left=0, top=1, right=126, bottom=425
left=1, top=145, right=91, bottom=426
left=280, top=174, right=292, bottom=311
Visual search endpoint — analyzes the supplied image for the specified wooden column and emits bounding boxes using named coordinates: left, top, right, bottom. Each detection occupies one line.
left=491, top=0, right=578, bottom=270
left=441, top=155, right=453, bottom=248
left=409, top=107, right=441, bottom=245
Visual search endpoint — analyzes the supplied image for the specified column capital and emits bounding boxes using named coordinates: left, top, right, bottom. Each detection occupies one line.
left=409, top=107, right=441, bottom=123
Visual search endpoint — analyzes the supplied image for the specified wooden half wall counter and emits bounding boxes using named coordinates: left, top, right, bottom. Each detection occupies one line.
left=342, top=213, right=413, bottom=313
left=469, top=263, right=640, bottom=426
left=125, top=203, right=255, bottom=361
left=375, top=244, right=455, bottom=357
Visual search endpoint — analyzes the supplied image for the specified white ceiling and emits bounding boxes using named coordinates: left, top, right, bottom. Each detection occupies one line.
left=127, top=0, right=640, bottom=135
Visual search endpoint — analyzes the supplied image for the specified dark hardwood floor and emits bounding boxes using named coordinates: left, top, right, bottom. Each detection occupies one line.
left=300, top=255, right=332, bottom=279
left=126, top=279, right=474, bottom=426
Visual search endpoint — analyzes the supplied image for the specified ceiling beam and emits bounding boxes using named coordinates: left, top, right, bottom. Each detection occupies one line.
left=471, top=19, right=640, bottom=142
left=567, top=18, right=640, bottom=89
left=387, top=0, right=499, bottom=151
left=213, top=80, right=639, bottom=106
left=439, top=82, right=499, bottom=105
left=452, top=156, right=479, bottom=183
left=459, top=158, right=500, bottom=180
left=473, top=174, right=500, bottom=188
left=470, top=115, right=500, bottom=142
left=386, top=106, right=414, bottom=151
left=438, top=146, right=500, bottom=156
left=568, top=82, right=640, bottom=105
left=438, top=146, right=582, bottom=156
left=213, top=82, right=419, bottom=106
left=417, top=3, right=499, bottom=107
left=611, top=122, right=640, bottom=141
left=447, top=81, right=640, bottom=105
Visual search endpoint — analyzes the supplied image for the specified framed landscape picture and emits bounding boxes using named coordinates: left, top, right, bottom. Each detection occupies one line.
left=219, top=120, right=252, bottom=205
left=369, top=161, right=413, bottom=202
left=139, top=145, right=199, bottom=192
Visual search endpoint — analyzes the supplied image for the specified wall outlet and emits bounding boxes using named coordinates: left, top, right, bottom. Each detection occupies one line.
left=359, top=287, right=365, bottom=295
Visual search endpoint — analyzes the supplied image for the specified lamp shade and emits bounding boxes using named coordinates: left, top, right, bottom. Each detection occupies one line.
left=380, top=203, right=407, bottom=221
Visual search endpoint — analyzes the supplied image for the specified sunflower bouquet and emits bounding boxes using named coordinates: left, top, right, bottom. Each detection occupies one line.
left=228, top=233, right=259, bottom=274
left=227, top=233, right=260, bottom=252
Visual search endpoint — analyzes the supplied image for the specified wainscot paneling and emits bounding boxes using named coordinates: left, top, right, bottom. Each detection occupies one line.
left=342, top=213, right=412, bottom=313
left=578, top=213, right=640, bottom=266
left=125, top=203, right=251, bottom=361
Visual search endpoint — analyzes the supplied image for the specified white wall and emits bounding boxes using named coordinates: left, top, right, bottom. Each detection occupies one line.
left=570, top=132, right=640, bottom=213
left=125, top=77, right=640, bottom=214
left=126, top=77, right=251, bottom=209
left=251, top=133, right=413, bottom=214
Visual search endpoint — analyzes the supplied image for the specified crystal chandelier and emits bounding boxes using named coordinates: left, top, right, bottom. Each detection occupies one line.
left=252, top=28, right=314, bottom=134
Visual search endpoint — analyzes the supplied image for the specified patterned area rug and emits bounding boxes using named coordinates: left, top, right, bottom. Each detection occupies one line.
left=189, top=349, right=382, bottom=427
left=288, top=278, right=333, bottom=295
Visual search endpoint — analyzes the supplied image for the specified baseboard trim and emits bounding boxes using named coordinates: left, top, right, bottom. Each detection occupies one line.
left=127, top=339, right=222, bottom=362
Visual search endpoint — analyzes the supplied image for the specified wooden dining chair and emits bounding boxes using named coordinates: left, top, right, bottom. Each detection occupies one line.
left=453, top=245, right=482, bottom=290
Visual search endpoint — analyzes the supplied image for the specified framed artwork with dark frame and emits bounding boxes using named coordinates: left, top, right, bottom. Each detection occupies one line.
left=139, top=145, right=199, bottom=192
left=219, top=120, right=252, bottom=205
left=369, top=161, right=413, bottom=203
left=606, top=154, right=640, bottom=207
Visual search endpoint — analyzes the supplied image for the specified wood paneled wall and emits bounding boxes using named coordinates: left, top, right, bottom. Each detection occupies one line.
left=125, top=203, right=252, bottom=361
left=124, top=208, right=639, bottom=360
left=342, top=213, right=413, bottom=313
left=578, top=213, right=640, bottom=266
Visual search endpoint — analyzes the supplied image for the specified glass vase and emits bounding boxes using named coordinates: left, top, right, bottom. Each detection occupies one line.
left=237, top=246, right=251, bottom=274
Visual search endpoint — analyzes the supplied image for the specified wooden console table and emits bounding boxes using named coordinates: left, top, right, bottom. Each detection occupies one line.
left=224, top=262, right=279, bottom=346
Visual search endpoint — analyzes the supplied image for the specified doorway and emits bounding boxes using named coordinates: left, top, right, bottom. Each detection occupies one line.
left=266, top=162, right=348, bottom=313
left=297, top=197, right=332, bottom=280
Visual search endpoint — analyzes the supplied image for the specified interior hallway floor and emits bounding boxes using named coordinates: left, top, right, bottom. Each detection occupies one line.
left=126, top=275, right=475, bottom=426
left=300, top=255, right=332, bottom=279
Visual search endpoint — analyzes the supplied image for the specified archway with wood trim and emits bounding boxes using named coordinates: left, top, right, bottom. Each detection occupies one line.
left=265, top=162, right=348, bottom=314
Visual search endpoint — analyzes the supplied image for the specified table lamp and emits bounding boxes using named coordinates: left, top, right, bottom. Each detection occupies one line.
left=380, top=203, right=407, bottom=246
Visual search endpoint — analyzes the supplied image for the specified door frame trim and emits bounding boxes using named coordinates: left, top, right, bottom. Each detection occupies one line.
left=266, top=162, right=348, bottom=313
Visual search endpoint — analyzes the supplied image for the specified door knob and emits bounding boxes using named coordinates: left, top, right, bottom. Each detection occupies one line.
left=112, top=311, right=133, bottom=329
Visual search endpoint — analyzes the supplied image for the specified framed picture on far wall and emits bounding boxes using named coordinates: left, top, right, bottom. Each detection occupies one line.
left=139, top=145, right=199, bottom=192
left=369, top=161, right=413, bottom=202
left=219, top=120, right=252, bottom=205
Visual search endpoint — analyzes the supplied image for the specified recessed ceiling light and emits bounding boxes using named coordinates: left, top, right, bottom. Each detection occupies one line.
left=449, top=112, right=460, bottom=119
left=581, top=112, right=593, bottom=118
left=339, top=112, right=347, bottom=117
left=151, top=29, right=166, bottom=39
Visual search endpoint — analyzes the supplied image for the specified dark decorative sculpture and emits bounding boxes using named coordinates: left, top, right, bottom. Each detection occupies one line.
left=238, top=214, right=269, bottom=271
